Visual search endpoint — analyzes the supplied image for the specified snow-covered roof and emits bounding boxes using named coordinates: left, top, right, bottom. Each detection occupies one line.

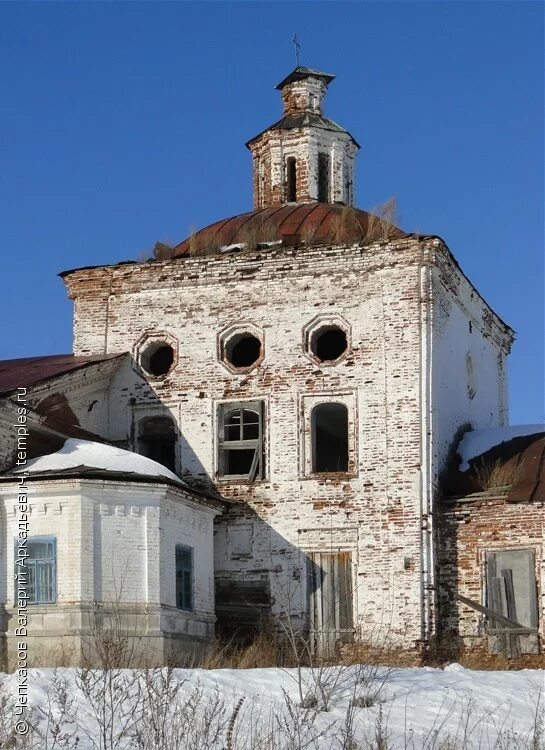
left=457, top=424, right=545, bottom=471
left=14, top=438, right=184, bottom=485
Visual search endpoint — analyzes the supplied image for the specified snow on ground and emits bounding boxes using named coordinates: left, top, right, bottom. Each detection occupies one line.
left=2, top=664, right=543, bottom=748
left=458, top=425, right=544, bottom=471
left=12, top=438, right=184, bottom=484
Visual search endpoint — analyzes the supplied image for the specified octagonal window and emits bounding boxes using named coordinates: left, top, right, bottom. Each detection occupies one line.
left=303, top=315, right=351, bottom=366
left=140, top=341, right=175, bottom=377
left=311, top=326, right=348, bottom=362
left=219, top=324, right=264, bottom=373
left=226, top=333, right=261, bottom=369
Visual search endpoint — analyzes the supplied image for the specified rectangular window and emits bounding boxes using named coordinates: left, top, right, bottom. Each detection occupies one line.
left=486, top=549, right=538, bottom=629
left=317, top=152, right=330, bottom=203
left=175, top=545, right=193, bottom=611
left=312, top=402, right=349, bottom=473
left=217, top=401, right=264, bottom=480
left=16, top=537, right=57, bottom=604
left=286, top=157, right=297, bottom=202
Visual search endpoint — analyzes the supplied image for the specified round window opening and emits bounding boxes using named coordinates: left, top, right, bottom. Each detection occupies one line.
left=311, top=326, right=348, bottom=362
left=226, top=333, right=262, bottom=369
left=141, top=342, right=175, bottom=377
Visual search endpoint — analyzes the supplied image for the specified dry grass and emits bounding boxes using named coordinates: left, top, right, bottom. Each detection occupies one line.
left=341, top=639, right=421, bottom=668
left=300, top=221, right=319, bottom=246
left=364, top=197, right=399, bottom=243
left=332, top=205, right=363, bottom=244
left=473, top=458, right=522, bottom=491
left=199, top=630, right=290, bottom=670
left=188, top=228, right=218, bottom=257
left=456, top=643, right=545, bottom=671
left=237, top=219, right=275, bottom=253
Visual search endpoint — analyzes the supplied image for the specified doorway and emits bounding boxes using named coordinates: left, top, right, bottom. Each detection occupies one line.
left=307, top=551, right=354, bottom=656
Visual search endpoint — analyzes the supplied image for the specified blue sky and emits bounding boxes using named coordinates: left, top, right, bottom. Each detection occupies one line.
left=0, top=1, right=543, bottom=424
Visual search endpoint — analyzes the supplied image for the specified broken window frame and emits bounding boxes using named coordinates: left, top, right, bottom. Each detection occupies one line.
left=217, top=401, right=265, bottom=481
left=485, top=549, right=539, bottom=632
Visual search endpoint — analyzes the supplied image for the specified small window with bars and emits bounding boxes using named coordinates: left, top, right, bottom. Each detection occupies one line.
left=16, top=537, right=57, bottom=604
left=175, top=545, right=193, bottom=611
left=217, top=401, right=264, bottom=480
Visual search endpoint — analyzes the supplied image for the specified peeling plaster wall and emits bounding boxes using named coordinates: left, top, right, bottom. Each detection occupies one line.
left=431, top=249, right=512, bottom=485
left=65, top=239, right=428, bottom=646
left=249, top=128, right=357, bottom=208
left=62, top=236, right=513, bottom=648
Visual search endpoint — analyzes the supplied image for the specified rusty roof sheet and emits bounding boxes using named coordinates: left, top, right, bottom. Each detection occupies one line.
left=165, top=202, right=406, bottom=260
left=0, top=353, right=126, bottom=396
left=443, top=432, right=545, bottom=503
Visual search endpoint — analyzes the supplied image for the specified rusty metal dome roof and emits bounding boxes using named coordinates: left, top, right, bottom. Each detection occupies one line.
left=160, top=202, right=405, bottom=260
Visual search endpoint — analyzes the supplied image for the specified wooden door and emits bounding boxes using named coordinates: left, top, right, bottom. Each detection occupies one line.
left=308, top=551, right=354, bottom=657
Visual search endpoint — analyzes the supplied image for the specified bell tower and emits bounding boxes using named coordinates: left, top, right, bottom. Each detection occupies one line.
left=246, top=67, right=360, bottom=210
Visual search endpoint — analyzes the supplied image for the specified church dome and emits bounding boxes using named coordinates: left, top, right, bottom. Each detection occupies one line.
left=160, top=202, right=405, bottom=260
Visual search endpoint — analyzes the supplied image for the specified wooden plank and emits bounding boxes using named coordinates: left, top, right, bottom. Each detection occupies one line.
left=457, top=594, right=530, bottom=630
left=500, top=568, right=518, bottom=623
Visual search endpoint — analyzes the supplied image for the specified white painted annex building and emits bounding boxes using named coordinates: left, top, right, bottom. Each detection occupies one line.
left=0, top=65, right=542, bottom=669
left=0, top=439, right=221, bottom=666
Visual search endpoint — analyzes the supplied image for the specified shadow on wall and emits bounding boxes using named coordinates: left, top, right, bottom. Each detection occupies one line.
left=213, top=503, right=356, bottom=655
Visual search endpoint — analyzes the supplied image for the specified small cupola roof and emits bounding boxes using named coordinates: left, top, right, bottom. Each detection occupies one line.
left=275, top=66, right=335, bottom=90
left=246, top=65, right=360, bottom=209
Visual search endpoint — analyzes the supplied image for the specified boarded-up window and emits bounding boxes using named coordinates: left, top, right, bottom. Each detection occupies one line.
left=286, top=157, right=297, bottom=202
left=308, top=551, right=354, bottom=655
left=228, top=524, right=253, bottom=559
left=486, top=549, right=538, bottom=629
left=138, top=415, right=176, bottom=472
left=317, top=152, right=330, bottom=203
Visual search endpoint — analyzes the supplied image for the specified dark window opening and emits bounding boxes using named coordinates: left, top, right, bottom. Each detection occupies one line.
left=218, top=403, right=264, bottom=480
left=286, top=157, right=297, bottom=202
left=226, top=333, right=261, bottom=369
left=225, top=448, right=255, bottom=475
left=141, top=342, right=175, bottom=377
left=318, top=152, right=330, bottom=203
left=175, top=545, right=193, bottom=611
left=311, top=326, right=347, bottom=362
left=312, top=402, right=349, bottom=473
left=138, top=415, right=176, bottom=472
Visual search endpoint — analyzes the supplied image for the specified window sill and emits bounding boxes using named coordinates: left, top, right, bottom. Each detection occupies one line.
left=216, top=476, right=267, bottom=484
left=304, top=472, right=356, bottom=481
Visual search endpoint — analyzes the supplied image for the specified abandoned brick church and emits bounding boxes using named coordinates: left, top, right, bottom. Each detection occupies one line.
left=0, top=65, right=543, bottom=669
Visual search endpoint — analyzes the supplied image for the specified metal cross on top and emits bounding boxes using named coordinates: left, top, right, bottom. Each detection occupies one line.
left=292, top=33, right=301, bottom=66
